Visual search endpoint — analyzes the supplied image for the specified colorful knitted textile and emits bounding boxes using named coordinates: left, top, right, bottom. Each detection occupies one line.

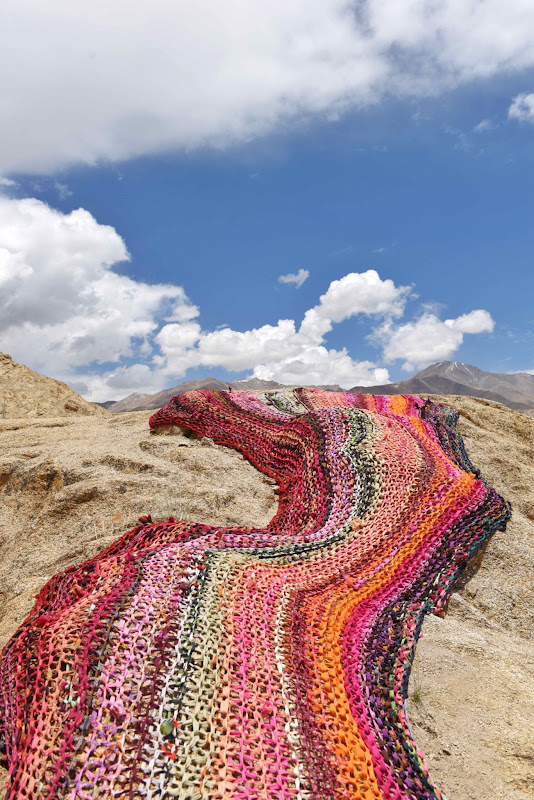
left=0, top=389, right=510, bottom=800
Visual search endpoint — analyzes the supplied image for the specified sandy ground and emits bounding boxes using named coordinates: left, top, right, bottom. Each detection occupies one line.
left=0, top=397, right=532, bottom=799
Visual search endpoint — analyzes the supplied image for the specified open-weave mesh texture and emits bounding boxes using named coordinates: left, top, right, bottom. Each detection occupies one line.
left=0, top=389, right=510, bottom=800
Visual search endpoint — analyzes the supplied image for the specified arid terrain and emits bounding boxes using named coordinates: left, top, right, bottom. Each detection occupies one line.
left=0, top=391, right=532, bottom=799
left=0, top=353, right=105, bottom=419
left=408, top=395, right=534, bottom=800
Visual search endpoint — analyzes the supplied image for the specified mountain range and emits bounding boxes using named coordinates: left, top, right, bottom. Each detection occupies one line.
left=102, top=361, right=534, bottom=415
left=349, top=361, right=534, bottom=412
left=104, top=377, right=346, bottom=412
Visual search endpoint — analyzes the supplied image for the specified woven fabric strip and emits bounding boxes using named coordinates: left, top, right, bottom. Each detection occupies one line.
left=0, top=389, right=510, bottom=800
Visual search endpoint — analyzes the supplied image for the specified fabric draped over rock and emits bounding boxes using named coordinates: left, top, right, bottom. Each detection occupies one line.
left=0, top=389, right=510, bottom=800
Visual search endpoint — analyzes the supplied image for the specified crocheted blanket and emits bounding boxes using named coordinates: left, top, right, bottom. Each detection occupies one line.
left=0, top=389, right=510, bottom=800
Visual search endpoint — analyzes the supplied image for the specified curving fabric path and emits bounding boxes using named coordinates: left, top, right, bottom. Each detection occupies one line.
left=0, top=389, right=510, bottom=800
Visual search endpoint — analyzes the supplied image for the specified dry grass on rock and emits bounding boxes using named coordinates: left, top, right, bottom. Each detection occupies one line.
left=0, top=352, right=104, bottom=419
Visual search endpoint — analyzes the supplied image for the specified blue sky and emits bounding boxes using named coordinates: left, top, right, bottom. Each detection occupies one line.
left=0, top=2, right=533, bottom=400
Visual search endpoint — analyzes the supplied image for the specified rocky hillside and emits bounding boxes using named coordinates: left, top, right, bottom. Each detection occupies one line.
left=106, top=377, right=232, bottom=412
left=0, top=353, right=105, bottom=418
left=350, top=360, right=534, bottom=413
left=423, top=361, right=534, bottom=406
left=0, top=394, right=532, bottom=799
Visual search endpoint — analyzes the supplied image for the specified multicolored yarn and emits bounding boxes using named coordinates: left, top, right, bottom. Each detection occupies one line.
left=0, top=389, right=510, bottom=800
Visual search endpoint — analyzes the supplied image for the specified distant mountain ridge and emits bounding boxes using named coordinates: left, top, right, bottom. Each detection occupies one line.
left=350, top=361, right=534, bottom=412
left=100, top=361, right=534, bottom=415
left=106, top=378, right=232, bottom=413
left=103, top=377, right=343, bottom=412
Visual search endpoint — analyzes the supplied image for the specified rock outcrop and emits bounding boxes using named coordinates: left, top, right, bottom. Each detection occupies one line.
left=0, top=353, right=105, bottom=418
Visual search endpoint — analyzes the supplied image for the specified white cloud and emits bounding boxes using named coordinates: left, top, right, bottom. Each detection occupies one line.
left=156, top=314, right=390, bottom=388
left=508, top=92, right=534, bottom=123
left=376, top=310, right=495, bottom=372
left=0, top=177, right=17, bottom=187
left=195, top=320, right=300, bottom=372
left=0, top=196, right=398, bottom=398
left=0, top=196, right=197, bottom=381
left=159, top=270, right=408, bottom=382
left=253, top=348, right=390, bottom=388
left=314, top=270, right=408, bottom=322
left=300, top=270, right=410, bottom=341
left=0, top=196, right=496, bottom=399
left=473, top=119, right=495, bottom=133
left=279, top=268, right=309, bottom=288
left=446, top=309, right=494, bottom=334
left=2, top=1, right=534, bottom=175
left=152, top=269, right=410, bottom=390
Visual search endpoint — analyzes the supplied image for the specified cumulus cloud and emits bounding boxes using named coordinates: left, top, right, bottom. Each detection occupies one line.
left=0, top=196, right=397, bottom=397
left=0, top=196, right=496, bottom=399
left=155, top=315, right=390, bottom=389
left=153, top=270, right=412, bottom=389
left=2, top=1, right=534, bottom=175
left=300, top=270, right=410, bottom=341
left=376, top=310, right=495, bottom=372
left=508, top=92, right=534, bottom=123
left=447, top=309, right=495, bottom=334
left=0, top=196, right=197, bottom=379
left=0, top=177, right=17, bottom=187
left=279, top=268, right=309, bottom=288
left=253, top=348, right=390, bottom=389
